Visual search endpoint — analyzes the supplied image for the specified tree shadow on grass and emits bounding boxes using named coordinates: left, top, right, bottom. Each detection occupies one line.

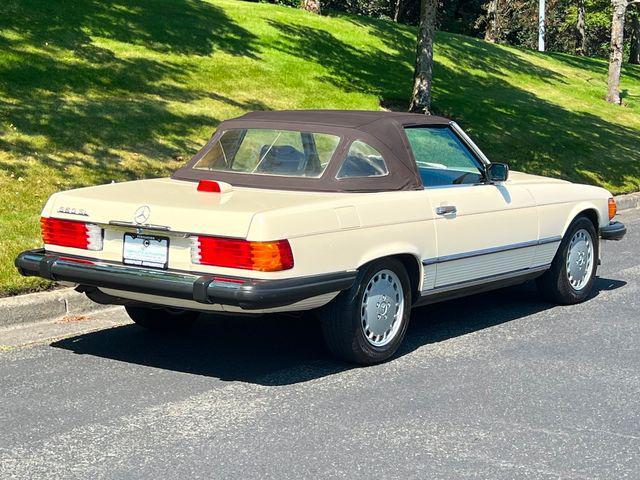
left=0, top=0, right=259, bottom=58
left=267, top=20, right=565, bottom=103
left=51, top=277, right=625, bottom=386
left=267, top=19, right=413, bottom=100
left=546, top=51, right=640, bottom=84
left=266, top=18, right=639, bottom=191
left=433, top=60, right=640, bottom=192
left=435, top=34, right=566, bottom=83
left=0, top=0, right=263, bottom=185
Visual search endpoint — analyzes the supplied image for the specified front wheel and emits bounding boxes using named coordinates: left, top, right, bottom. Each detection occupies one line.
left=125, top=306, right=199, bottom=331
left=536, top=215, right=599, bottom=304
left=320, top=258, right=412, bottom=365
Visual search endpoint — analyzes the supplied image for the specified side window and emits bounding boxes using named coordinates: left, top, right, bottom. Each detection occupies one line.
left=404, top=127, right=484, bottom=187
left=336, top=141, right=388, bottom=179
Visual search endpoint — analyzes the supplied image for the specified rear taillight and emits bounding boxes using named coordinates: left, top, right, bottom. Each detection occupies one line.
left=190, top=236, right=293, bottom=272
left=608, top=198, right=617, bottom=220
left=40, top=217, right=103, bottom=251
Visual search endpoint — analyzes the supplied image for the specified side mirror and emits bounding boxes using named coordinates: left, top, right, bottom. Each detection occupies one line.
left=486, top=163, right=509, bottom=183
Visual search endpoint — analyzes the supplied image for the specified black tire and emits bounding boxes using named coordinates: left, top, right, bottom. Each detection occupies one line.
left=125, top=306, right=199, bottom=331
left=319, top=258, right=412, bottom=365
left=536, top=215, right=599, bottom=304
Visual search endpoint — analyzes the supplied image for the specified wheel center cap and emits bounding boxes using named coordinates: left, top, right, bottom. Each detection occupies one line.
left=378, top=295, right=391, bottom=317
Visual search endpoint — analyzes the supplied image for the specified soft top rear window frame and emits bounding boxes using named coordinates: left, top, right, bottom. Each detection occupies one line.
left=173, top=117, right=425, bottom=193
left=191, top=127, right=340, bottom=179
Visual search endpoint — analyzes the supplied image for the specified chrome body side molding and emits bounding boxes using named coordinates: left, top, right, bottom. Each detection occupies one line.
left=422, top=236, right=562, bottom=266
left=414, top=265, right=549, bottom=307
left=421, top=264, right=549, bottom=296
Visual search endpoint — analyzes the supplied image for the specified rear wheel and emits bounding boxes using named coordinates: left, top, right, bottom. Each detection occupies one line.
left=536, top=216, right=598, bottom=304
left=320, top=258, right=412, bottom=365
left=125, top=306, right=199, bottom=331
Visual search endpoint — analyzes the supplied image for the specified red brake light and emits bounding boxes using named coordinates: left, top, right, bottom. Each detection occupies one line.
left=191, top=236, right=293, bottom=271
left=41, top=217, right=103, bottom=251
left=197, top=180, right=221, bottom=193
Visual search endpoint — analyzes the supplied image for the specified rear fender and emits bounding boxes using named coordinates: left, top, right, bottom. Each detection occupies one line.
left=356, top=244, right=424, bottom=290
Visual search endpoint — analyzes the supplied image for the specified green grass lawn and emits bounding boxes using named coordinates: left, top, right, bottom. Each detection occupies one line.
left=1, top=0, right=639, bottom=295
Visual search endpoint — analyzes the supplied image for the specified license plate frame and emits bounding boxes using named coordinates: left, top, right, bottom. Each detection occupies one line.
left=122, top=233, right=170, bottom=269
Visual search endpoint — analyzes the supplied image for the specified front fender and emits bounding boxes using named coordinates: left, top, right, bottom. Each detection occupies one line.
left=561, top=200, right=606, bottom=236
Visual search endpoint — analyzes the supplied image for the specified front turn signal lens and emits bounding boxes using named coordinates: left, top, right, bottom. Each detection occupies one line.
left=608, top=198, right=617, bottom=220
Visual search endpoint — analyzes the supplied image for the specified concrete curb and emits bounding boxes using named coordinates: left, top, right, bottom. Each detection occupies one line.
left=0, top=288, right=107, bottom=329
left=0, top=191, right=637, bottom=331
left=615, top=192, right=640, bottom=211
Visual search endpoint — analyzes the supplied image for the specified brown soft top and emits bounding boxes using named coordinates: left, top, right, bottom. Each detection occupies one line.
left=173, top=110, right=453, bottom=192
left=235, top=109, right=451, bottom=128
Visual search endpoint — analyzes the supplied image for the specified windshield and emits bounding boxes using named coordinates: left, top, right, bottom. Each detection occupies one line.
left=193, top=128, right=341, bottom=178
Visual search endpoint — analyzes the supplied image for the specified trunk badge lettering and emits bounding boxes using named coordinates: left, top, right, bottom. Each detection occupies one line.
left=58, top=207, right=89, bottom=216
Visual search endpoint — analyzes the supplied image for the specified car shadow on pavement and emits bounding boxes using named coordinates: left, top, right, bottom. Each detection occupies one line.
left=51, top=277, right=625, bottom=386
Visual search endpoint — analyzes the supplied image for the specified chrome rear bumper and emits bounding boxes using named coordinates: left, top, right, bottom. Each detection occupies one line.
left=15, top=249, right=356, bottom=310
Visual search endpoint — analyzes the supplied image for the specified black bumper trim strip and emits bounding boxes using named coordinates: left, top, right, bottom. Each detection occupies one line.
left=600, top=221, right=626, bottom=241
left=15, top=249, right=357, bottom=310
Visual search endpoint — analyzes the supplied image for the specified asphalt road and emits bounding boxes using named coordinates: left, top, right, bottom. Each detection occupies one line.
left=1, top=208, right=638, bottom=479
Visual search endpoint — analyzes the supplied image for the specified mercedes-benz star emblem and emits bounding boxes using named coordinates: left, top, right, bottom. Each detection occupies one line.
left=133, top=205, right=151, bottom=225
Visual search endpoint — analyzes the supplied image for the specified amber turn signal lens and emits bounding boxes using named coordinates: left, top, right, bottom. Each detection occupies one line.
left=608, top=198, right=617, bottom=220
left=191, top=236, right=294, bottom=271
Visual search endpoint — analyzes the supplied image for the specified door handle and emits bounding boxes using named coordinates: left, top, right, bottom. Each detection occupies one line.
left=436, top=205, right=457, bottom=215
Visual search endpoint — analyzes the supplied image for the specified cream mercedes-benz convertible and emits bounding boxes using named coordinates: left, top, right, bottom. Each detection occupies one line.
left=16, top=110, right=627, bottom=364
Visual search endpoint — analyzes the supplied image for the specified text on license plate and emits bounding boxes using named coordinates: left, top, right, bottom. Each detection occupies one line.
left=123, top=233, right=169, bottom=269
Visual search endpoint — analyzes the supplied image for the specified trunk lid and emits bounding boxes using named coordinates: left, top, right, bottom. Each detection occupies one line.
left=46, top=178, right=339, bottom=239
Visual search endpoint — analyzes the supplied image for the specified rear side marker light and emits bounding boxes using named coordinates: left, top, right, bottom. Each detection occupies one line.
left=190, top=236, right=293, bottom=272
left=40, top=217, right=103, bottom=251
left=608, top=198, right=617, bottom=220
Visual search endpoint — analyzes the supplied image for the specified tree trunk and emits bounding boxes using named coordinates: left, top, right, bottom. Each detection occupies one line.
left=576, top=0, right=587, bottom=55
left=606, top=0, right=628, bottom=104
left=630, top=13, right=640, bottom=64
left=409, top=0, right=438, bottom=114
left=394, top=0, right=403, bottom=22
left=300, top=0, right=321, bottom=14
left=484, top=0, right=499, bottom=43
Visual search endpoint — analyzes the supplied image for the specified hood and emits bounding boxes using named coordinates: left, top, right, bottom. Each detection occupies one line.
left=507, top=170, right=570, bottom=185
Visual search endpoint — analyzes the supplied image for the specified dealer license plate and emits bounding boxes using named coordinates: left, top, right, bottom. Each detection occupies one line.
left=123, top=233, right=169, bottom=269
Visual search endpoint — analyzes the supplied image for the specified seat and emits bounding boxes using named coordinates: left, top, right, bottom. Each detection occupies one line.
left=256, top=145, right=306, bottom=174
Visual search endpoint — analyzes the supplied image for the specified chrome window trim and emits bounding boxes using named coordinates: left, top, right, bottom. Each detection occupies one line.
left=449, top=121, right=491, bottom=166
left=422, top=236, right=562, bottom=265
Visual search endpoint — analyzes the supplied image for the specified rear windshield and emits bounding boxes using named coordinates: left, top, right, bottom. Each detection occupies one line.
left=193, top=128, right=341, bottom=178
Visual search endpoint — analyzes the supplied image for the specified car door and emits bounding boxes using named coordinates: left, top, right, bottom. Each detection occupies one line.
left=404, top=124, right=539, bottom=291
